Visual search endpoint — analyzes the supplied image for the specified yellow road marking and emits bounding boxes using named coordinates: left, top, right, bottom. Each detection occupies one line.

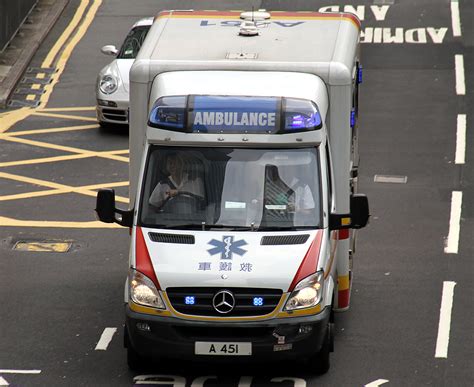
left=40, top=0, right=102, bottom=107
left=32, top=84, right=41, bottom=90
left=0, top=171, right=129, bottom=203
left=41, top=106, right=96, bottom=112
left=26, top=95, right=36, bottom=101
left=41, top=0, right=90, bottom=68
left=0, top=216, right=123, bottom=228
left=0, top=123, right=98, bottom=137
left=33, top=111, right=97, bottom=122
left=0, top=108, right=32, bottom=133
left=0, top=153, right=92, bottom=168
left=1, top=136, right=129, bottom=162
left=14, top=241, right=72, bottom=252
left=0, top=0, right=98, bottom=134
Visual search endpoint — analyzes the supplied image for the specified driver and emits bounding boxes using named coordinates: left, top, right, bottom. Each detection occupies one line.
left=149, top=153, right=205, bottom=208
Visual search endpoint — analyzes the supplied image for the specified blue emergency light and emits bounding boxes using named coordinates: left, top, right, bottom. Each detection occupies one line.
left=185, top=296, right=196, bottom=305
left=253, top=297, right=264, bottom=306
left=350, top=109, right=356, bottom=128
left=357, top=65, right=363, bottom=84
left=148, top=95, right=322, bottom=133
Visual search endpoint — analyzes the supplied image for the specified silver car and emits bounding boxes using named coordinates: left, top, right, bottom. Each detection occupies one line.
left=96, top=17, right=153, bottom=127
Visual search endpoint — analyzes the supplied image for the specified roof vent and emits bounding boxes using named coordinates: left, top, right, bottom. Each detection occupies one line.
left=240, top=9, right=271, bottom=21
left=239, top=21, right=259, bottom=36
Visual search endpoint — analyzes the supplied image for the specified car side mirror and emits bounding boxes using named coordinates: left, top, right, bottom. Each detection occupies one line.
left=95, top=189, right=133, bottom=227
left=329, top=194, right=370, bottom=230
left=350, top=194, right=370, bottom=229
left=101, top=45, right=118, bottom=56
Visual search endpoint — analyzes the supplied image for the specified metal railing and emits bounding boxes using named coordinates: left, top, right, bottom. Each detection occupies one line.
left=0, top=0, right=38, bottom=53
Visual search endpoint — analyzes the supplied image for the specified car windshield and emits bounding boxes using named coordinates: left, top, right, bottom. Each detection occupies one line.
left=117, top=25, right=150, bottom=59
left=140, top=147, right=322, bottom=230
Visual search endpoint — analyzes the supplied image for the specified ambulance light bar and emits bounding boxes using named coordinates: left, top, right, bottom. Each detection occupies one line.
left=148, top=95, right=322, bottom=134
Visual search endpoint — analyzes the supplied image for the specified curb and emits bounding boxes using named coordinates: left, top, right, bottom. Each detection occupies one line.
left=0, top=0, right=70, bottom=108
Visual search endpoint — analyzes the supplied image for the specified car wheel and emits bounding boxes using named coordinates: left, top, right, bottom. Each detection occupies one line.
left=308, top=322, right=333, bottom=375
left=127, top=345, right=146, bottom=371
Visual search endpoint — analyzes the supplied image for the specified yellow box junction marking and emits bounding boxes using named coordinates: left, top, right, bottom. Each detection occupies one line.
left=0, top=171, right=129, bottom=203
left=0, top=0, right=133, bottom=229
left=33, top=111, right=98, bottom=122
left=14, top=241, right=72, bottom=252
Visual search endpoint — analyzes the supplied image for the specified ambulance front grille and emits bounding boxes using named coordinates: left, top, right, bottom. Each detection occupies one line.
left=167, top=287, right=283, bottom=317
left=260, top=234, right=310, bottom=245
left=148, top=232, right=195, bottom=244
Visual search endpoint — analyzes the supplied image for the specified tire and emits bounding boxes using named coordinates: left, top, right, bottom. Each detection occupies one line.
left=124, top=326, right=148, bottom=371
left=127, top=346, right=144, bottom=371
left=308, top=323, right=333, bottom=375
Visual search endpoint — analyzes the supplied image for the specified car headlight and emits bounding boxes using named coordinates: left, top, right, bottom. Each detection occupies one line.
left=129, top=269, right=166, bottom=309
left=99, top=74, right=118, bottom=94
left=284, top=271, right=324, bottom=311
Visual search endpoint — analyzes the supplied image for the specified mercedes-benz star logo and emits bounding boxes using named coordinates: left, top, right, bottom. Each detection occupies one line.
left=212, top=290, right=235, bottom=314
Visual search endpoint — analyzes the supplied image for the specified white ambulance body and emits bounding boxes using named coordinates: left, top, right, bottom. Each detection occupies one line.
left=96, top=10, right=369, bottom=374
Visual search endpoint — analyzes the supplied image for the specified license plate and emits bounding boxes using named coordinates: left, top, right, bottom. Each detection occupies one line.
left=195, top=342, right=252, bottom=356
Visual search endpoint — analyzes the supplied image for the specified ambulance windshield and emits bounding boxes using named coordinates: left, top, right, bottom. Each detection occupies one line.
left=140, top=146, right=322, bottom=230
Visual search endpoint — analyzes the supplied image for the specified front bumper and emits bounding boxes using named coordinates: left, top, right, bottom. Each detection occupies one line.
left=96, top=99, right=129, bottom=125
left=125, top=305, right=331, bottom=361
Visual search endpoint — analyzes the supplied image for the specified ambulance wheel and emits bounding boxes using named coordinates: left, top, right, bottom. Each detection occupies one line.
left=308, top=323, right=332, bottom=375
left=127, top=346, right=145, bottom=371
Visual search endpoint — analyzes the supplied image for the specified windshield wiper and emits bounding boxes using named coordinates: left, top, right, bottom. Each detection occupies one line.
left=159, top=223, right=206, bottom=230
left=207, top=224, right=254, bottom=231
left=256, top=226, right=320, bottom=231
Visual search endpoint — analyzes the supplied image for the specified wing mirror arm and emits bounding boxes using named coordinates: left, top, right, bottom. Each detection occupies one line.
left=95, top=189, right=133, bottom=228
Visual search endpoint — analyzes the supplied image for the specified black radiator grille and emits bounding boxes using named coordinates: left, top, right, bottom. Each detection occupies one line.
left=261, top=234, right=310, bottom=245
left=148, top=232, right=195, bottom=244
left=167, top=287, right=283, bottom=317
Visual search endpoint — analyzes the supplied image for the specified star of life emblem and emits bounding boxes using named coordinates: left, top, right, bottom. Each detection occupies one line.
left=207, top=236, right=248, bottom=260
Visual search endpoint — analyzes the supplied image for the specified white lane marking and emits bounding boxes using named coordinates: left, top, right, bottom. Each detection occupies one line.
left=455, top=114, right=467, bottom=164
left=365, top=380, right=389, bottom=387
left=444, top=191, right=463, bottom=254
left=451, top=0, right=462, bottom=37
left=435, top=281, right=457, bottom=358
left=0, top=370, right=41, bottom=374
left=374, top=175, right=407, bottom=184
left=0, top=377, right=8, bottom=386
left=455, top=55, right=465, bottom=95
left=94, top=327, right=117, bottom=350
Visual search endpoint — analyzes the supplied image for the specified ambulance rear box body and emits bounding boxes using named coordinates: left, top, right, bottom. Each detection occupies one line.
left=96, top=10, right=369, bottom=374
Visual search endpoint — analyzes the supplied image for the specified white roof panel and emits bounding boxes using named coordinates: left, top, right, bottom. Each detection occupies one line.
left=133, top=11, right=361, bottom=85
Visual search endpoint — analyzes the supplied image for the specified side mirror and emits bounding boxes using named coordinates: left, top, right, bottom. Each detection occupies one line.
left=95, top=189, right=133, bottom=227
left=350, top=194, right=370, bottom=229
left=101, top=45, right=118, bottom=56
left=329, top=194, right=370, bottom=230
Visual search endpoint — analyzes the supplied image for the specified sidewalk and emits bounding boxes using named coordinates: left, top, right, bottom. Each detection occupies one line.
left=0, top=0, right=69, bottom=108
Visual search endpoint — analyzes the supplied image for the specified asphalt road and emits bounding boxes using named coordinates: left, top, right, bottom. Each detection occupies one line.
left=0, top=0, right=472, bottom=386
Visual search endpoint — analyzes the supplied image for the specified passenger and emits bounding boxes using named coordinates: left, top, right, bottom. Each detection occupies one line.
left=149, top=153, right=204, bottom=208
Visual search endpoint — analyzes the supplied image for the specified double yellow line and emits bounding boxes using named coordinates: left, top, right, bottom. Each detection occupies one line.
left=0, top=0, right=103, bottom=133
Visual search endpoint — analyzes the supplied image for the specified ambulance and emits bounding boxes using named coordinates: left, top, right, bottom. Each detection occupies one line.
left=96, top=10, right=369, bottom=374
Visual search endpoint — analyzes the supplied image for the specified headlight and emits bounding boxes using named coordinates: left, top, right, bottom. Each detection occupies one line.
left=129, top=269, right=166, bottom=309
left=284, top=271, right=324, bottom=311
left=99, top=75, right=118, bottom=94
